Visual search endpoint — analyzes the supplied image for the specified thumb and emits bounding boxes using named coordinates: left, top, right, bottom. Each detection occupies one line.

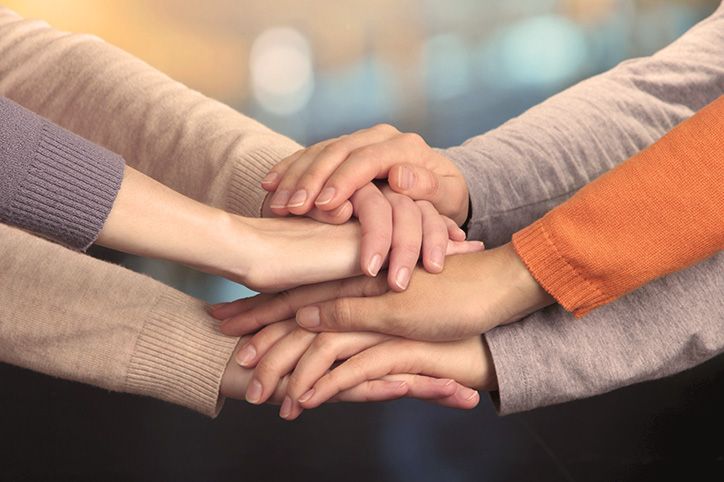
left=388, top=163, right=465, bottom=222
left=296, top=295, right=405, bottom=336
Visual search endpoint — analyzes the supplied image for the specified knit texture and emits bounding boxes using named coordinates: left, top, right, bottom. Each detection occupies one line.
left=513, top=95, right=724, bottom=317
left=0, top=96, right=124, bottom=250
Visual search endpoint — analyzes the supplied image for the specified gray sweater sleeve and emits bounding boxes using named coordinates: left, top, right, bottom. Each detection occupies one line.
left=440, top=4, right=724, bottom=413
left=444, top=2, right=724, bottom=247
left=0, top=96, right=124, bottom=250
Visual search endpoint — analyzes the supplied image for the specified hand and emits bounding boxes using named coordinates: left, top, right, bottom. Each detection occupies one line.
left=264, top=181, right=480, bottom=290
left=97, top=166, right=479, bottom=293
left=260, top=125, right=473, bottom=287
left=295, top=336, right=494, bottom=413
left=262, top=124, right=470, bottom=224
left=228, top=325, right=484, bottom=420
left=214, top=243, right=554, bottom=341
left=219, top=337, right=479, bottom=417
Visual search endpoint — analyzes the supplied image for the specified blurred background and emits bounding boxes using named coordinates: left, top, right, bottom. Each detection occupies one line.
left=1, top=1, right=722, bottom=481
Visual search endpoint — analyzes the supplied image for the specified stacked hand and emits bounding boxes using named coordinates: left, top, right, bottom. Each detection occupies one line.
left=211, top=124, right=554, bottom=420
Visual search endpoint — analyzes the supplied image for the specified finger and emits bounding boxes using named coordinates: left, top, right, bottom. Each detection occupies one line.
left=416, top=200, right=449, bottom=273
left=234, top=320, right=297, bottom=368
left=222, top=276, right=388, bottom=336
left=295, top=290, right=402, bottom=335
left=383, top=189, right=422, bottom=291
left=269, top=151, right=318, bottom=216
left=247, top=328, right=316, bottom=405
left=445, top=240, right=485, bottom=256
left=283, top=331, right=389, bottom=420
left=288, top=125, right=398, bottom=215
left=388, top=163, right=466, bottom=221
left=211, top=293, right=274, bottom=321
left=445, top=216, right=467, bottom=242
left=314, top=133, right=428, bottom=211
left=304, top=202, right=354, bottom=225
left=260, top=149, right=305, bottom=192
left=298, top=340, right=421, bottom=408
left=429, top=384, right=481, bottom=409
left=350, top=183, right=392, bottom=277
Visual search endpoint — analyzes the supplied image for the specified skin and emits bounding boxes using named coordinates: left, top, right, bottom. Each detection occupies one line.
left=261, top=124, right=471, bottom=289
left=215, top=245, right=554, bottom=342
left=219, top=337, right=484, bottom=417
left=97, top=165, right=482, bottom=293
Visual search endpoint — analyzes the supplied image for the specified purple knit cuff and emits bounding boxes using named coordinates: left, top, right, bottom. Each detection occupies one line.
left=0, top=97, right=124, bottom=250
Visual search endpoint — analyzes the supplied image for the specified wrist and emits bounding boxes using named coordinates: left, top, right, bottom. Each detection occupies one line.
left=497, top=242, right=554, bottom=325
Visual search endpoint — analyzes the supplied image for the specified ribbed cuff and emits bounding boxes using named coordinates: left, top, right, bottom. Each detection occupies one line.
left=124, top=291, right=239, bottom=418
left=512, top=220, right=610, bottom=317
left=226, top=144, right=298, bottom=218
left=2, top=121, right=124, bottom=250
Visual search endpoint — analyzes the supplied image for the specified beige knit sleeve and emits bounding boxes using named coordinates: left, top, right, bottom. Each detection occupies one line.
left=0, top=6, right=302, bottom=218
left=0, top=224, right=238, bottom=416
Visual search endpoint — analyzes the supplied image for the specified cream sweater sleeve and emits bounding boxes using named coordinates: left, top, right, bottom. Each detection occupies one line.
left=0, top=7, right=304, bottom=416
left=0, top=224, right=238, bottom=417
left=0, top=6, right=302, bottom=217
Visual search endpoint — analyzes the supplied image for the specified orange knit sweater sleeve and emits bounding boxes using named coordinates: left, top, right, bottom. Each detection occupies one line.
left=512, top=95, right=724, bottom=317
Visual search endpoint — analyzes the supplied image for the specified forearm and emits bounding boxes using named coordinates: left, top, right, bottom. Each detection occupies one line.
left=0, top=223, right=238, bottom=417
left=0, top=6, right=301, bottom=217
left=97, top=165, right=251, bottom=281
left=485, top=252, right=724, bottom=415
left=443, top=3, right=724, bottom=247
left=0, top=96, right=124, bottom=250
left=513, top=96, right=724, bottom=316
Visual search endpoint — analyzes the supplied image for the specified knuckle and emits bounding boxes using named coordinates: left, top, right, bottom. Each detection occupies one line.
left=401, top=132, right=426, bottom=148
left=394, top=242, right=422, bottom=259
left=373, top=123, right=398, bottom=135
left=321, top=140, right=349, bottom=157
left=330, top=298, right=352, bottom=327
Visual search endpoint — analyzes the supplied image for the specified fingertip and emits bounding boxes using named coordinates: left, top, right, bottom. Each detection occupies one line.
left=296, top=306, right=322, bottom=329
left=260, top=171, right=280, bottom=190
left=235, top=343, right=257, bottom=367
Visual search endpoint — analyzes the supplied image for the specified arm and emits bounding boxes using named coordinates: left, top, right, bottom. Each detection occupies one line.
left=0, top=223, right=238, bottom=417
left=513, top=95, right=724, bottom=316
left=443, top=2, right=724, bottom=246
left=486, top=252, right=724, bottom=414
left=0, top=6, right=300, bottom=218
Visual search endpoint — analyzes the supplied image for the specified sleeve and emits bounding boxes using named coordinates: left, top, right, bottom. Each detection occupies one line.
left=512, top=96, right=724, bottom=316
left=442, top=2, right=724, bottom=248
left=0, top=6, right=302, bottom=218
left=0, top=223, right=238, bottom=417
left=0, top=96, right=124, bottom=250
left=485, top=251, right=724, bottom=415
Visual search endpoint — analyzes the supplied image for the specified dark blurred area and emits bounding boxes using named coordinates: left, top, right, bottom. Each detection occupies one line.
left=1, top=1, right=722, bottom=481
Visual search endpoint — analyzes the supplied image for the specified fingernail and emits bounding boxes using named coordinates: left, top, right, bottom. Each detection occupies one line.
left=246, top=379, right=263, bottom=404
left=460, top=387, right=478, bottom=401
left=235, top=344, right=257, bottom=367
left=397, top=166, right=415, bottom=190
left=270, top=190, right=290, bottom=209
left=368, top=253, right=383, bottom=276
left=457, top=228, right=467, bottom=238
left=261, top=172, right=279, bottom=185
left=286, top=189, right=308, bottom=208
left=429, top=247, right=444, bottom=270
left=435, top=378, right=455, bottom=386
left=315, top=187, right=336, bottom=205
left=279, top=396, right=292, bottom=419
left=297, top=306, right=321, bottom=328
left=298, top=389, right=315, bottom=403
left=395, top=267, right=410, bottom=290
